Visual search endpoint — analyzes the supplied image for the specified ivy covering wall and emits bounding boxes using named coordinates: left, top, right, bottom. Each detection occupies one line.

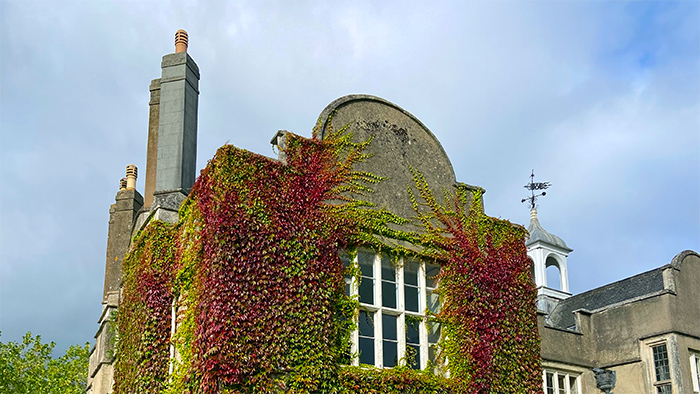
left=114, top=124, right=541, bottom=393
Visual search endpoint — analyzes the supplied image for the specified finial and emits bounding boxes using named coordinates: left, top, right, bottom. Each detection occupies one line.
left=175, top=29, right=188, bottom=53
left=125, top=164, right=138, bottom=190
left=530, top=208, right=538, bottom=220
left=521, top=170, right=551, bottom=211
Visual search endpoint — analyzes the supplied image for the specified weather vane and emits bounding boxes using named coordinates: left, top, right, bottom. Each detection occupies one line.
left=521, top=170, right=551, bottom=210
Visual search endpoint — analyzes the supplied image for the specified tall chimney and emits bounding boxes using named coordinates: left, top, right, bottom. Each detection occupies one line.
left=153, top=29, right=200, bottom=204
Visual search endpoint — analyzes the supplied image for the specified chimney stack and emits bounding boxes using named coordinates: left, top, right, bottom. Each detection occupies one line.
left=142, top=29, right=199, bottom=221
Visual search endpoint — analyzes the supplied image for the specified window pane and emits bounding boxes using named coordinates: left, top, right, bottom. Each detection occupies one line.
left=405, top=260, right=419, bottom=285
left=359, top=337, right=374, bottom=365
left=428, top=322, right=441, bottom=344
left=426, top=263, right=440, bottom=288
left=381, top=254, right=395, bottom=280
left=358, top=251, right=374, bottom=277
left=569, top=376, right=578, bottom=394
left=405, top=285, right=419, bottom=312
left=406, top=319, right=420, bottom=345
left=427, top=291, right=440, bottom=313
left=382, top=313, right=398, bottom=367
left=653, top=344, right=670, bottom=381
left=657, top=385, right=672, bottom=394
left=382, top=281, right=397, bottom=308
left=557, top=375, right=566, bottom=394
left=358, top=310, right=374, bottom=366
left=359, top=278, right=374, bottom=304
left=382, top=314, right=397, bottom=341
left=546, top=372, right=554, bottom=394
left=407, top=344, right=420, bottom=370
left=383, top=340, right=397, bottom=367
left=359, top=311, right=374, bottom=337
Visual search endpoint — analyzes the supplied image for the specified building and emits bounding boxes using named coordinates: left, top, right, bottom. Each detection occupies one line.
left=87, top=29, right=200, bottom=394
left=529, top=212, right=700, bottom=394
left=87, top=31, right=699, bottom=394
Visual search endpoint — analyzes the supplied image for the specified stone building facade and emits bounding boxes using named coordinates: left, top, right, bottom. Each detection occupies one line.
left=87, top=31, right=699, bottom=393
left=530, top=212, right=700, bottom=394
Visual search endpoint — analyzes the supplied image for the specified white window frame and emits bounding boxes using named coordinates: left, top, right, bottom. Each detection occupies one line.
left=345, top=249, right=440, bottom=370
left=542, top=368, right=581, bottom=394
left=690, top=350, right=700, bottom=393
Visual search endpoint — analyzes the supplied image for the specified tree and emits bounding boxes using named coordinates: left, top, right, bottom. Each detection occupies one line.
left=0, top=331, right=90, bottom=394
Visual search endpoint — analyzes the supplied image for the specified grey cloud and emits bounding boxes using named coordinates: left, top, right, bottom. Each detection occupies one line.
left=0, top=0, right=697, bottom=354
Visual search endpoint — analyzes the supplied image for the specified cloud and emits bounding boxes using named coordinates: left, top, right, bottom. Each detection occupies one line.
left=0, top=0, right=697, bottom=354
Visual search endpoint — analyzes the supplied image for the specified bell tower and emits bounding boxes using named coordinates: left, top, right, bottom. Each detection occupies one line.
left=521, top=171, right=573, bottom=314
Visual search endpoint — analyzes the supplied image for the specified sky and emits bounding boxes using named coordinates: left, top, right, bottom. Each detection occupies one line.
left=0, top=0, right=698, bottom=355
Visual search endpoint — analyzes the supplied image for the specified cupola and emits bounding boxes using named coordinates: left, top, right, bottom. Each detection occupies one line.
left=527, top=208, right=573, bottom=313
left=521, top=171, right=573, bottom=313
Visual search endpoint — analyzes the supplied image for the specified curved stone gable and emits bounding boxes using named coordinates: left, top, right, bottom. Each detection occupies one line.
left=317, top=95, right=458, bottom=232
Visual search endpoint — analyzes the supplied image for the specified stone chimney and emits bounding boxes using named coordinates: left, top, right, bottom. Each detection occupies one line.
left=89, top=165, right=143, bottom=393
left=89, top=30, right=197, bottom=394
left=147, top=30, right=199, bottom=221
left=145, top=29, right=199, bottom=221
left=102, top=165, right=142, bottom=302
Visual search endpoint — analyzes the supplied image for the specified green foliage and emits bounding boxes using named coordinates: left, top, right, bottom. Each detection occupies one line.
left=337, top=365, right=451, bottom=393
left=114, top=222, right=178, bottom=393
left=113, top=221, right=178, bottom=394
left=114, top=120, right=541, bottom=393
left=0, top=331, right=90, bottom=394
left=409, top=171, right=542, bottom=393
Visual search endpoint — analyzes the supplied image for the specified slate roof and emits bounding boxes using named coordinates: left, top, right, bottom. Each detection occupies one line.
left=547, top=267, right=665, bottom=329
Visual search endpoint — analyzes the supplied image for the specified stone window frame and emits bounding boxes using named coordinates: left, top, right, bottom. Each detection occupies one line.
left=643, top=337, right=676, bottom=394
left=342, top=249, right=440, bottom=370
left=542, top=367, right=581, bottom=394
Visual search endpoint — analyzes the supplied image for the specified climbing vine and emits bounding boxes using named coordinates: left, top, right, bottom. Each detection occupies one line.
left=114, top=120, right=541, bottom=393
left=113, top=221, right=178, bottom=393
left=410, top=172, right=541, bottom=393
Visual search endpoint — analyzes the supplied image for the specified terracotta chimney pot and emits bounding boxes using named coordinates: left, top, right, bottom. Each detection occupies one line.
left=125, top=164, right=138, bottom=190
left=175, top=29, right=188, bottom=53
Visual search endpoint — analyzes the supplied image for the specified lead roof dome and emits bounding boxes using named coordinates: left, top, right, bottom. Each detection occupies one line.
left=526, top=209, right=572, bottom=251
